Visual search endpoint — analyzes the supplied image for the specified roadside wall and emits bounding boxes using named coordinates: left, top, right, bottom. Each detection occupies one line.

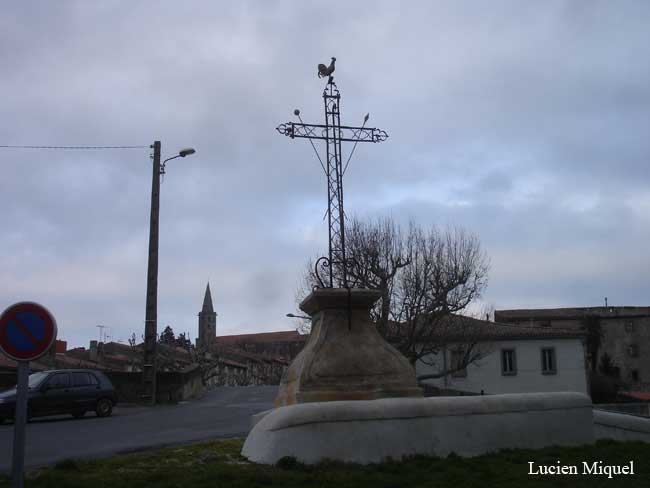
left=593, top=409, right=650, bottom=442
left=105, top=366, right=204, bottom=403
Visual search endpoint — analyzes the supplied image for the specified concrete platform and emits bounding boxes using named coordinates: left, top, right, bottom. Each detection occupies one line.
left=242, top=392, right=594, bottom=464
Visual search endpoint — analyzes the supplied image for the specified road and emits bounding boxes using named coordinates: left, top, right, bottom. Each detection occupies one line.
left=0, top=386, right=277, bottom=472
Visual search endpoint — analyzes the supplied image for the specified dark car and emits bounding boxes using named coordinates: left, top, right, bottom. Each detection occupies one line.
left=0, top=369, right=117, bottom=423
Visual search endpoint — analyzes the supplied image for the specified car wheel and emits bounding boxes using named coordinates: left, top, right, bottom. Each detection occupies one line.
left=72, top=410, right=86, bottom=419
left=95, top=398, right=113, bottom=418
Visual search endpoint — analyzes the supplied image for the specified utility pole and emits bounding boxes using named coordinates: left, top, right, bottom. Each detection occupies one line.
left=141, top=141, right=195, bottom=405
left=142, top=140, right=161, bottom=405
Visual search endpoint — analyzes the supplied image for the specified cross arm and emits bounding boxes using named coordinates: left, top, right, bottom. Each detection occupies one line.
left=276, top=122, right=388, bottom=143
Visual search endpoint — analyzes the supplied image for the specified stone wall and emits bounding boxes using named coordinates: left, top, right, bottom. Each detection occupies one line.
left=105, top=366, right=204, bottom=404
left=202, top=352, right=287, bottom=388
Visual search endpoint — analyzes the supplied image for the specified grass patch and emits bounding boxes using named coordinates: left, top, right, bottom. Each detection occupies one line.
left=0, top=438, right=647, bottom=487
left=53, top=459, right=80, bottom=471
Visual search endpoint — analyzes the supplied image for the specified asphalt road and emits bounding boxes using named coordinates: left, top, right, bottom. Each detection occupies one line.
left=0, top=385, right=277, bottom=472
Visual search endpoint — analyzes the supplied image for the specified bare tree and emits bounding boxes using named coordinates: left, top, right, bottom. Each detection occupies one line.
left=299, top=216, right=491, bottom=378
left=191, top=343, right=224, bottom=385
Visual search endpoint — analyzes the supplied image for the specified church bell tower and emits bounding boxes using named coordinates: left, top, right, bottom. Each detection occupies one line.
left=197, top=282, right=217, bottom=348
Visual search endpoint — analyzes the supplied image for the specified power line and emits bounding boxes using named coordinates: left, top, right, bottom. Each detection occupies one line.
left=0, top=145, right=148, bottom=150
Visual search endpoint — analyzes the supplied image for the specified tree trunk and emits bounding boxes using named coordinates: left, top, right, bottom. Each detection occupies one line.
left=378, top=278, right=390, bottom=337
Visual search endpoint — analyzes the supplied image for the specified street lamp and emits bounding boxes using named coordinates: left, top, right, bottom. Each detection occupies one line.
left=161, top=147, right=196, bottom=173
left=286, top=313, right=311, bottom=320
left=142, top=141, right=195, bottom=405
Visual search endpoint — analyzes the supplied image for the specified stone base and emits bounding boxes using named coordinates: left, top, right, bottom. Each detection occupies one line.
left=275, top=288, right=421, bottom=406
left=242, top=392, right=594, bottom=464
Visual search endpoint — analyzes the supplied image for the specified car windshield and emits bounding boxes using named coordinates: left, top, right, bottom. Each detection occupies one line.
left=27, top=372, right=50, bottom=388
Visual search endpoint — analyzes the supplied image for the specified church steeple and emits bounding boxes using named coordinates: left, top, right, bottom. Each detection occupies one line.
left=202, top=282, right=214, bottom=313
left=198, top=282, right=217, bottom=348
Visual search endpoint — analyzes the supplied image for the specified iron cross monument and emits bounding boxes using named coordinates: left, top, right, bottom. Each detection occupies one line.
left=276, top=58, right=388, bottom=288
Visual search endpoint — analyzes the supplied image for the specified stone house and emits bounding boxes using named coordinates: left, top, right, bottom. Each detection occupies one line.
left=495, top=306, right=650, bottom=390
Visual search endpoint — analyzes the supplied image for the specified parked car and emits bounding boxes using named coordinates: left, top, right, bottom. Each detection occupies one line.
left=0, top=369, right=117, bottom=423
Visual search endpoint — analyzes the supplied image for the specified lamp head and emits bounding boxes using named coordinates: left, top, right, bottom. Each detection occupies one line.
left=178, top=148, right=196, bottom=157
left=294, top=109, right=300, bottom=116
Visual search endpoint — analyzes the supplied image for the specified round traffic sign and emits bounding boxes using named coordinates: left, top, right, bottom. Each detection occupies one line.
left=0, top=302, right=58, bottom=362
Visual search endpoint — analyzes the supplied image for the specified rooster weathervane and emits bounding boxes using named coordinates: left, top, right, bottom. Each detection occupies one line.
left=317, top=57, right=336, bottom=79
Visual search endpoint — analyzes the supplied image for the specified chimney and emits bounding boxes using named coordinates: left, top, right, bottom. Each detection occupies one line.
left=89, top=340, right=98, bottom=362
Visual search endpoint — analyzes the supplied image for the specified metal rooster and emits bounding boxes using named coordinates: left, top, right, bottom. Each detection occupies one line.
left=317, top=57, right=336, bottom=78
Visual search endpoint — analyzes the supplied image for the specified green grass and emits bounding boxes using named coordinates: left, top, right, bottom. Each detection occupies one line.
left=1, top=438, right=647, bottom=488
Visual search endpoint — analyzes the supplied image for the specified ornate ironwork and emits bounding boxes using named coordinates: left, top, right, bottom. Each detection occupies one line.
left=313, top=256, right=331, bottom=289
left=276, top=123, right=388, bottom=143
left=277, top=63, right=388, bottom=288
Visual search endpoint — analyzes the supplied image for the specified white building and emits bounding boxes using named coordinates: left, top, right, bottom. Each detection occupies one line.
left=416, top=321, right=588, bottom=396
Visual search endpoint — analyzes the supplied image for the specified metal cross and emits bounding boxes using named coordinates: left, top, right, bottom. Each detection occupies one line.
left=276, top=61, right=388, bottom=288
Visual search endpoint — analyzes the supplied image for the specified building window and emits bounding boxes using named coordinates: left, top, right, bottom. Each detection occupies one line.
left=541, top=348, right=557, bottom=375
left=630, top=369, right=639, bottom=382
left=501, top=349, right=517, bottom=376
left=625, top=320, right=634, bottom=332
left=627, top=344, right=639, bottom=358
left=450, top=349, right=467, bottom=378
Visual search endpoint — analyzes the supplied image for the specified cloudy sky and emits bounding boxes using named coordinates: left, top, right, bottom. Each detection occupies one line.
left=1, top=1, right=649, bottom=349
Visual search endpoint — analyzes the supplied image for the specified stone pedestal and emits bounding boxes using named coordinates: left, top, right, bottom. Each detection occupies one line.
left=274, top=288, right=422, bottom=407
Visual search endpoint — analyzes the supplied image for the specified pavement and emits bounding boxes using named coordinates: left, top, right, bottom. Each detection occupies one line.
left=0, top=385, right=277, bottom=472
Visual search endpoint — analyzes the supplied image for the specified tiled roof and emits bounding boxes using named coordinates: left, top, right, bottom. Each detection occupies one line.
left=495, top=306, right=650, bottom=322
left=102, top=342, right=137, bottom=354
left=220, top=346, right=277, bottom=362
left=0, top=352, right=49, bottom=371
left=619, top=391, right=650, bottom=402
left=216, top=345, right=290, bottom=365
left=54, top=354, right=99, bottom=369
left=215, top=330, right=307, bottom=345
left=388, top=315, right=584, bottom=341
left=220, top=358, right=247, bottom=369
left=473, top=322, right=583, bottom=341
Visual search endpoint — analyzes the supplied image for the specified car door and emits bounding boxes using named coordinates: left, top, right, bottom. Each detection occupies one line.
left=39, top=372, right=72, bottom=415
left=70, top=372, right=99, bottom=411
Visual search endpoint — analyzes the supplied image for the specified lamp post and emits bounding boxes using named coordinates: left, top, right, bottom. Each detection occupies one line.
left=142, top=141, right=195, bottom=405
left=286, top=313, right=311, bottom=320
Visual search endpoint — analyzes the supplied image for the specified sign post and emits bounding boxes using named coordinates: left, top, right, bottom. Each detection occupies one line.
left=0, top=302, right=58, bottom=488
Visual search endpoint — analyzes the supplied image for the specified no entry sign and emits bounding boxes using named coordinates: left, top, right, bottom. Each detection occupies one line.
left=0, top=302, right=57, bottom=361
